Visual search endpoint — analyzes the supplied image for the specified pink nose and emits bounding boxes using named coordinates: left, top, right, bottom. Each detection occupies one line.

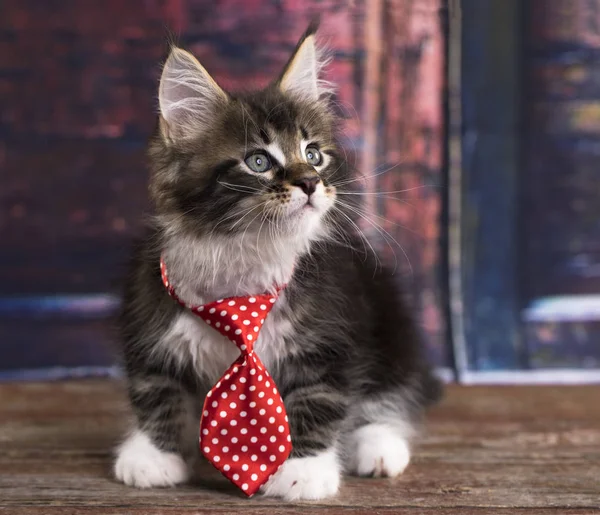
left=293, top=177, right=320, bottom=196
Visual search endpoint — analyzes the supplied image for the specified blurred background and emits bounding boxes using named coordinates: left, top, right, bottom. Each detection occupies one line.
left=1, top=0, right=599, bottom=383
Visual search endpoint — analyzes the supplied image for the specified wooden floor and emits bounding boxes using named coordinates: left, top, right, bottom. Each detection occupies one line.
left=0, top=381, right=599, bottom=514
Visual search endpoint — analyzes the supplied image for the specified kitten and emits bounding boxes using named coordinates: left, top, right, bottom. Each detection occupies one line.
left=114, top=24, right=441, bottom=501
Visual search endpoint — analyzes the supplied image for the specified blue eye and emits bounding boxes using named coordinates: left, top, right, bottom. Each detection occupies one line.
left=305, top=146, right=322, bottom=166
left=245, top=153, right=272, bottom=173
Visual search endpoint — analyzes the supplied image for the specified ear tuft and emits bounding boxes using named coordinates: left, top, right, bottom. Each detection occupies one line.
left=278, top=25, right=333, bottom=101
left=158, top=47, right=228, bottom=143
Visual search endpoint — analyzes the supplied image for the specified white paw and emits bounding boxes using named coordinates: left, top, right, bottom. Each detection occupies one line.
left=114, top=430, right=190, bottom=488
left=261, top=449, right=340, bottom=501
left=349, top=424, right=411, bottom=478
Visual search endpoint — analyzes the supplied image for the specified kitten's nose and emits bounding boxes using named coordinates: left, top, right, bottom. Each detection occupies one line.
left=293, top=176, right=321, bottom=196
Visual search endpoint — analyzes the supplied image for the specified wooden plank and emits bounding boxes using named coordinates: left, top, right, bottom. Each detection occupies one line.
left=1, top=381, right=599, bottom=513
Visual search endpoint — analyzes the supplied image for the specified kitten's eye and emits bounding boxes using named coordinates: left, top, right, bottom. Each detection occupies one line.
left=245, top=153, right=272, bottom=173
left=305, top=146, right=322, bottom=166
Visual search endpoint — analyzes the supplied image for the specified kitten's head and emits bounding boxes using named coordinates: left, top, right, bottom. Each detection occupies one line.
left=149, top=24, right=348, bottom=250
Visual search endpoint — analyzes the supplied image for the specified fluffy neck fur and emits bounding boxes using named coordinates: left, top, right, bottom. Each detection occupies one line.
left=160, top=219, right=327, bottom=304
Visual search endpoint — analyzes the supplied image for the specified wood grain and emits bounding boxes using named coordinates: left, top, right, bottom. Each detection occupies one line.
left=1, top=382, right=599, bottom=514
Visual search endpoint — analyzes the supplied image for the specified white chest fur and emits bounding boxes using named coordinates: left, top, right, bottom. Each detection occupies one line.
left=158, top=299, right=294, bottom=386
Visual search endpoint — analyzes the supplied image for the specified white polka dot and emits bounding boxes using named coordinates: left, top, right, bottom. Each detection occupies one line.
left=209, top=308, right=216, bottom=314
left=233, top=367, right=239, bottom=373
left=240, top=344, right=247, bottom=350
left=240, top=305, right=247, bottom=311
left=269, top=417, right=275, bottom=423
left=239, top=377, right=247, bottom=384
left=254, top=326, right=259, bottom=332
left=202, top=429, right=209, bottom=435
left=216, top=381, right=221, bottom=388
left=240, top=411, right=247, bottom=418
left=224, top=325, right=230, bottom=331
left=276, top=406, right=282, bottom=413
left=206, top=319, right=211, bottom=325
left=242, top=463, right=249, bottom=471
left=220, top=428, right=228, bottom=435
left=234, top=328, right=242, bottom=335
left=217, top=299, right=223, bottom=303
left=273, top=388, right=277, bottom=394
left=233, top=473, right=239, bottom=480
left=230, top=420, right=237, bottom=426
left=250, top=369, right=256, bottom=375
left=211, top=401, right=217, bottom=408
left=242, top=483, right=248, bottom=491
left=267, top=398, right=274, bottom=405
left=232, top=314, right=239, bottom=321
left=250, top=419, right=257, bottom=425
left=212, top=438, right=219, bottom=444
left=285, top=416, right=288, bottom=422
left=259, top=408, right=266, bottom=416
left=211, top=421, right=217, bottom=427
left=260, top=427, right=267, bottom=434
left=239, top=394, right=246, bottom=400
left=221, top=392, right=228, bottom=399
left=260, top=464, right=267, bottom=472
left=232, top=455, right=239, bottom=462
left=240, top=428, right=247, bottom=435
left=250, top=401, right=256, bottom=408
left=270, top=435, right=277, bottom=443
left=243, top=320, right=251, bottom=326
left=249, top=386, right=256, bottom=392
left=269, top=298, right=276, bottom=303
left=287, top=435, right=291, bottom=442
left=241, top=446, right=248, bottom=452
left=258, top=392, right=265, bottom=398
left=222, top=446, right=229, bottom=453
left=215, top=322, right=221, bottom=328
left=225, top=374, right=230, bottom=380
left=207, top=391, right=212, bottom=397
left=204, top=446, right=210, bottom=453
left=198, top=306, right=204, bottom=311
left=249, top=297, right=256, bottom=303
left=278, top=425, right=285, bottom=432
left=265, top=381, right=271, bottom=387
left=230, top=384, right=237, bottom=391
left=214, top=455, right=221, bottom=462
left=203, top=410, right=209, bottom=417
left=228, top=300, right=236, bottom=306
left=260, top=445, right=267, bottom=452
left=220, top=310, right=227, bottom=316
left=269, top=455, right=276, bottom=462
left=224, top=464, right=230, bottom=471
left=260, top=304, right=267, bottom=310
left=279, top=445, right=285, bottom=452
left=220, top=411, right=227, bottom=418
left=251, top=473, right=258, bottom=481
left=251, top=311, right=259, bottom=317
left=247, top=334, right=253, bottom=340
left=260, top=319, right=265, bottom=325
left=258, top=375, right=263, bottom=381
left=232, top=437, right=238, bottom=443
left=251, top=454, right=258, bottom=461
left=251, top=436, right=258, bottom=443
left=228, top=402, right=236, bottom=410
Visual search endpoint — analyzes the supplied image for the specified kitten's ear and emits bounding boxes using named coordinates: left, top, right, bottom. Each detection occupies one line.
left=158, top=47, right=228, bottom=143
left=277, top=22, right=332, bottom=101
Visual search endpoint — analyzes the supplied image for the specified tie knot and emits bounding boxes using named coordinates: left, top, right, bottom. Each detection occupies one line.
left=193, top=295, right=277, bottom=354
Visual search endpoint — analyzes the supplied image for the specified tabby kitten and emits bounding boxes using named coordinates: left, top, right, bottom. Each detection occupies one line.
left=114, top=24, right=441, bottom=501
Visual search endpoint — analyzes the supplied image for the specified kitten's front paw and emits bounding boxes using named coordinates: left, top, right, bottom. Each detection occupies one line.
left=261, top=449, right=340, bottom=501
left=350, top=423, right=411, bottom=478
left=114, top=430, right=190, bottom=488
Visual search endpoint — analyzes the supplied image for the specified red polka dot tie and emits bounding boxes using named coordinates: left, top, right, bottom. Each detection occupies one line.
left=160, top=257, right=292, bottom=496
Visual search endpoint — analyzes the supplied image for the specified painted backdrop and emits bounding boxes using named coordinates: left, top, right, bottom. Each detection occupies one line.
left=0, top=1, right=447, bottom=378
